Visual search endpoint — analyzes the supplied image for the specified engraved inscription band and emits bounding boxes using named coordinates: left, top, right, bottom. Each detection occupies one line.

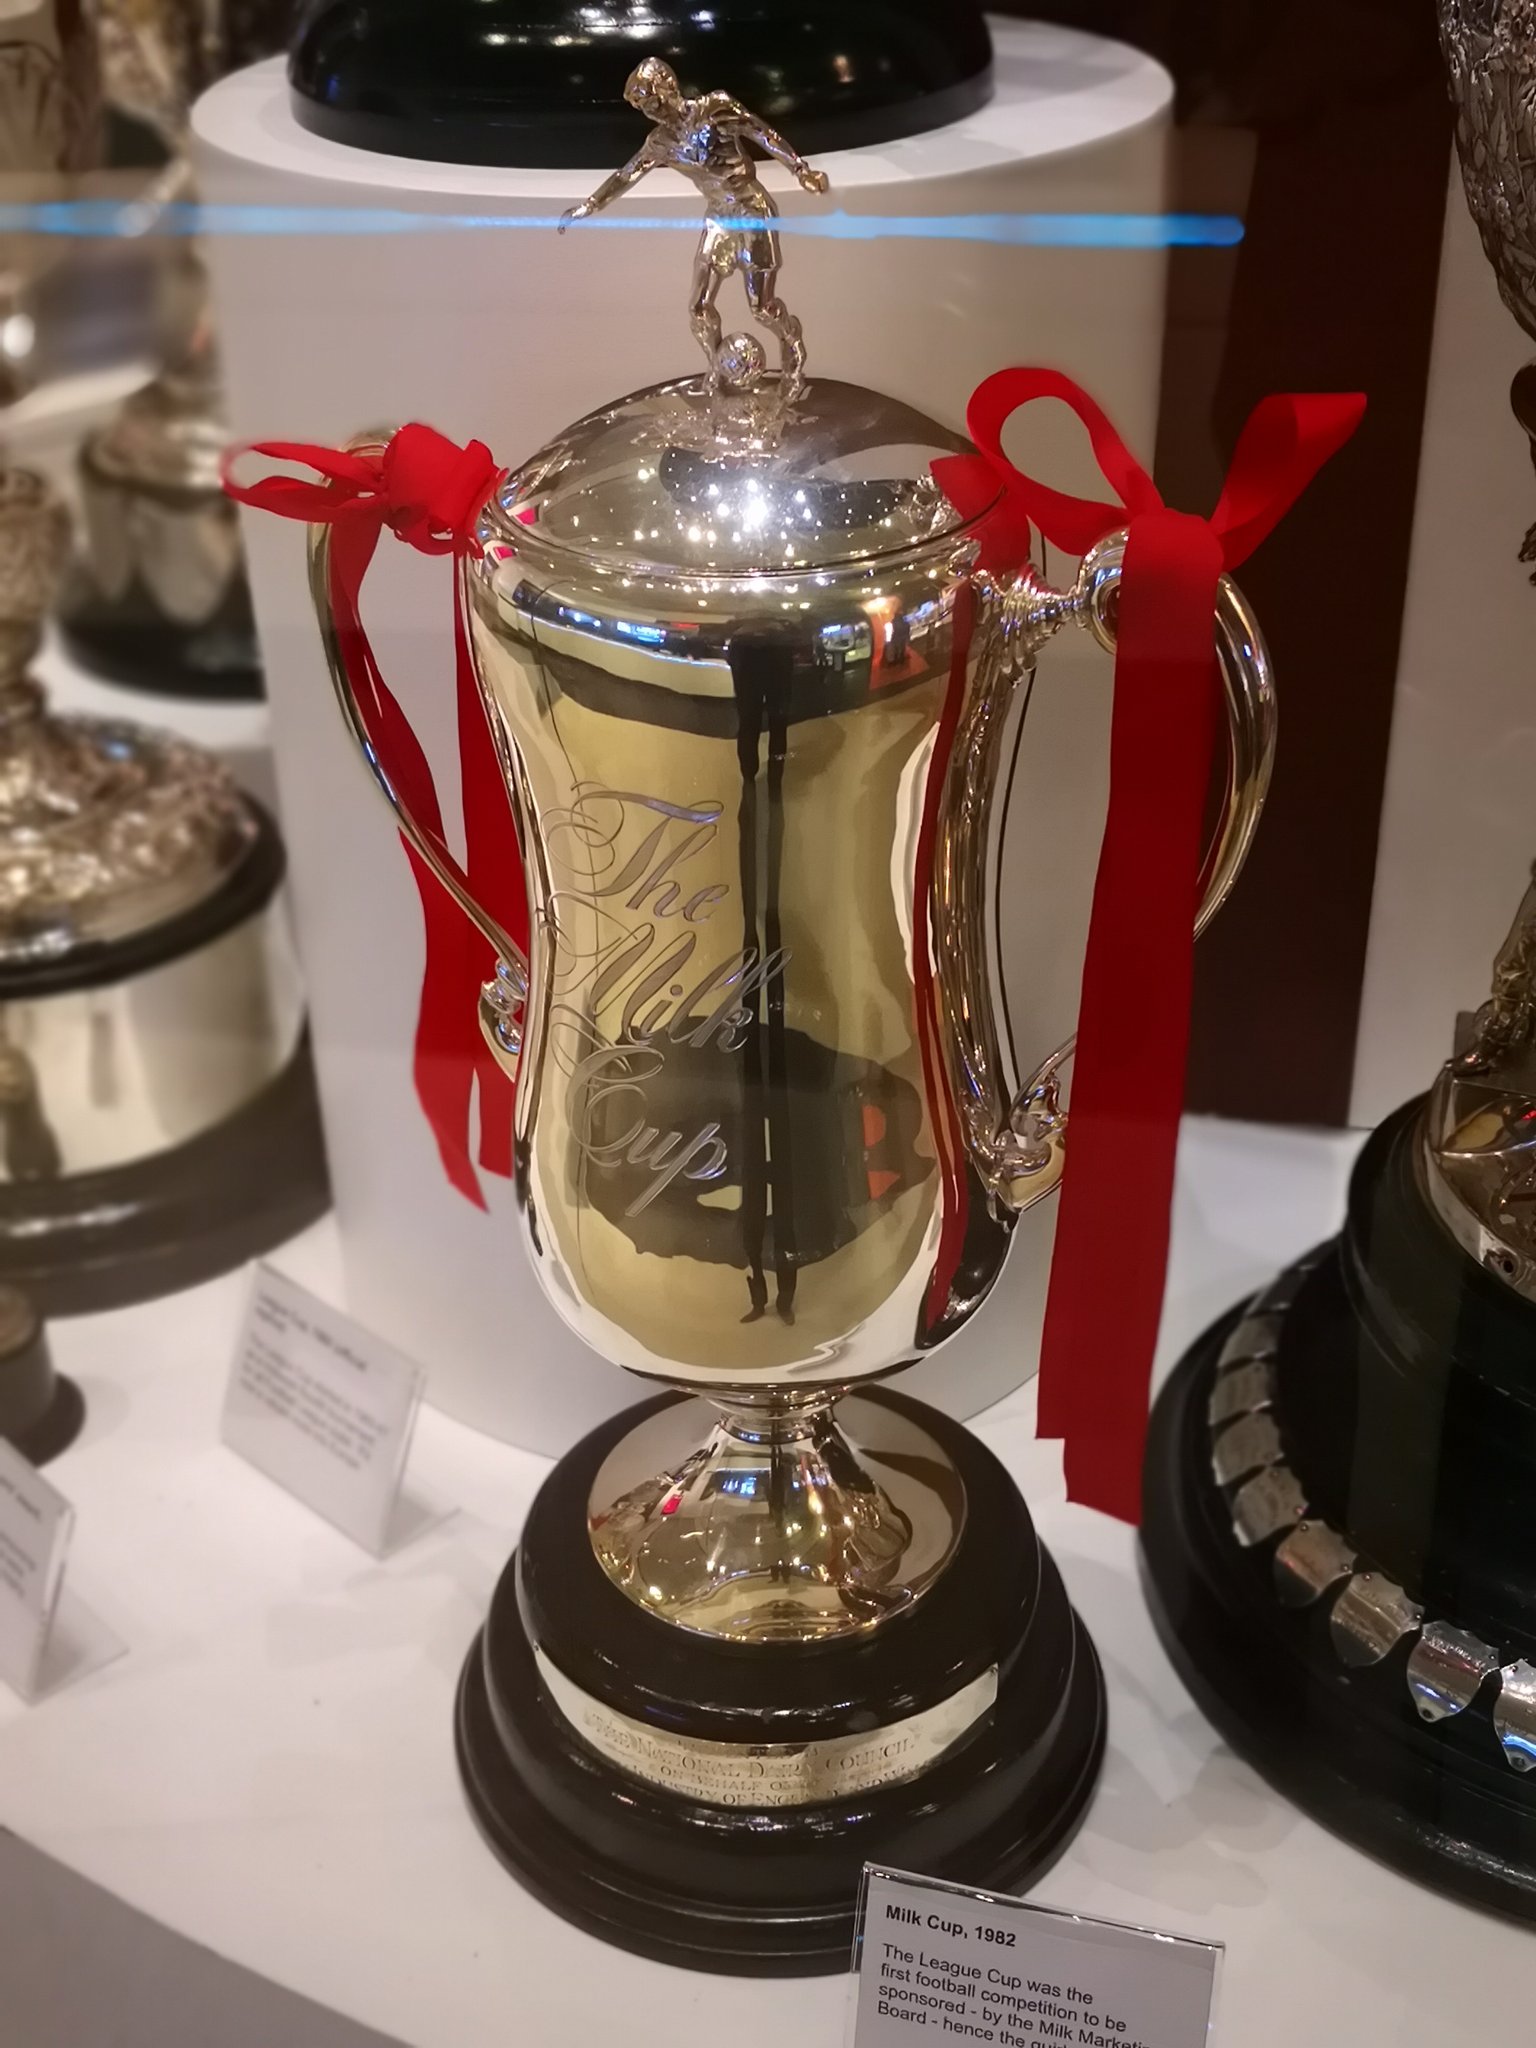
left=535, top=1648, right=999, bottom=1809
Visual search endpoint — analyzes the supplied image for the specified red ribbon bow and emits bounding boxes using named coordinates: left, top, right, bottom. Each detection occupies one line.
left=225, top=425, right=528, bottom=1209
left=936, top=369, right=1364, bottom=1523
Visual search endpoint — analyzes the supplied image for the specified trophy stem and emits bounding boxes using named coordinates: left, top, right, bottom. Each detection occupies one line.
left=587, top=1387, right=968, bottom=1644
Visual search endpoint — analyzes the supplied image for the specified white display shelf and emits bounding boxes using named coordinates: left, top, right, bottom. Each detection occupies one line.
left=0, top=1113, right=1526, bottom=2046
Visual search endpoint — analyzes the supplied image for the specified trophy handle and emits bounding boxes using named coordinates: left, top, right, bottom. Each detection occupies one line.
left=947, top=532, right=1276, bottom=1215
left=306, top=503, right=530, bottom=1070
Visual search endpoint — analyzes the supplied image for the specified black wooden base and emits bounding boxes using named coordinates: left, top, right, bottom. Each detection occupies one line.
left=1141, top=1298, right=1536, bottom=1922
left=456, top=1388, right=1105, bottom=1974
left=0, top=1035, right=331, bottom=1316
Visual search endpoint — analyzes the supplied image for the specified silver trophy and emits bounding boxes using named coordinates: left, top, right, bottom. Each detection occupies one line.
left=58, top=0, right=288, bottom=698
left=0, top=456, right=327, bottom=1307
left=294, top=70, right=1281, bottom=1967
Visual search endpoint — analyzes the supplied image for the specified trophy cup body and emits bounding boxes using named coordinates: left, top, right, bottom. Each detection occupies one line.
left=309, top=369, right=1273, bottom=1967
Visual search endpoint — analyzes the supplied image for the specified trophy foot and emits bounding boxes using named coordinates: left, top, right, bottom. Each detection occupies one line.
left=456, top=1387, right=1106, bottom=1974
left=587, top=1390, right=965, bottom=1641
left=1141, top=1100, right=1536, bottom=1923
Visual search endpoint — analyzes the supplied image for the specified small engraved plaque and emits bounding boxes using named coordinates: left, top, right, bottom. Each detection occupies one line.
left=1405, top=1621, right=1499, bottom=1723
left=535, top=1649, right=998, bottom=1809
left=1273, top=1520, right=1356, bottom=1608
left=1208, top=1360, right=1274, bottom=1429
left=1494, top=1660, right=1536, bottom=1771
left=1211, top=1411, right=1283, bottom=1488
left=1329, top=1572, right=1424, bottom=1668
left=1216, top=1312, right=1283, bottom=1371
left=1230, top=1465, right=1306, bottom=1547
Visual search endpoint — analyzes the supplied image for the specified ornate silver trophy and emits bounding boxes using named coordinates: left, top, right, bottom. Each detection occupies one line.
left=285, top=71, right=1283, bottom=1971
left=0, top=456, right=326, bottom=1308
left=57, top=0, right=286, bottom=698
left=0, top=0, right=101, bottom=403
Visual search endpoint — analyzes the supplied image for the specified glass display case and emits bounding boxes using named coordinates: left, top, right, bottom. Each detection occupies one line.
left=0, top=4, right=1529, bottom=2043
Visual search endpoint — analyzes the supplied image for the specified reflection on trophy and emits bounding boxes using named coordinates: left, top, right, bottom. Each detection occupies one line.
left=264, top=78, right=1290, bottom=1970
left=1142, top=862, right=1536, bottom=1919
left=0, top=455, right=327, bottom=1309
left=56, top=0, right=288, bottom=699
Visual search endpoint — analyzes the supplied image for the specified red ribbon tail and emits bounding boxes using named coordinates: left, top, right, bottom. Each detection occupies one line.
left=1036, top=510, right=1224, bottom=1523
left=403, top=839, right=489, bottom=1209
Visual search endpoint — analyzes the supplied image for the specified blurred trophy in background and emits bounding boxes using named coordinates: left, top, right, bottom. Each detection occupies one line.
left=56, top=0, right=289, bottom=699
left=1440, top=0, right=1536, bottom=571
left=0, top=449, right=326, bottom=1310
left=1142, top=853, right=1536, bottom=1916
left=0, top=0, right=102, bottom=403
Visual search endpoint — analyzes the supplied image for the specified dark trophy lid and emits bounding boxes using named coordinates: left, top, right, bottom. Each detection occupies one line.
left=288, top=0, right=993, bottom=167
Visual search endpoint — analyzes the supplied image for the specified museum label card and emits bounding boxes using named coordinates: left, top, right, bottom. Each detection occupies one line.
left=222, top=1265, right=426, bottom=1556
left=850, top=1867, right=1220, bottom=2048
left=0, top=1437, right=74, bottom=1701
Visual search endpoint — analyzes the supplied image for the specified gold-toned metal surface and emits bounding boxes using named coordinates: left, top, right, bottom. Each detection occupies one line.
left=587, top=1392, right=965, bottom=1641
left=534, top=1643, right=998, bottom=1806
left=1422, top=861, right=1536, bottom=1297
left=560, top=58, right=829, bottom=401
left=311, top=96, right=1279, bottom=1643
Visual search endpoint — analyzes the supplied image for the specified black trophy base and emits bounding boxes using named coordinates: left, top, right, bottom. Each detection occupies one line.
left=456, top=1388, right=1105, bottom=1974
left=1141, top=1295, right=1536, bottom=1923
left=0, top=1035, right=331, bottom=1316
left=59, top=567, right=263, bottom=704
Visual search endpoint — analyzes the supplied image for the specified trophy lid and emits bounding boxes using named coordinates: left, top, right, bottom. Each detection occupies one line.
left=493, top=372, right=987, bottom=580
left=0, top=467, right=257, bottom=971
left=488, top=65, right=996, bottom=581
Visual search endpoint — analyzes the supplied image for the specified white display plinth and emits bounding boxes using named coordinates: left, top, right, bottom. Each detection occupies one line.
left=0, top=1117, right=1525, bottom=2048
left=192, top=28, right=1174, bottom=1451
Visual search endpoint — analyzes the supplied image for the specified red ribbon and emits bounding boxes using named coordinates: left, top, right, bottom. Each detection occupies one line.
left=935, top=369, right=1364, bottom=1522
left=224, top=426, right=527, bottom=1209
